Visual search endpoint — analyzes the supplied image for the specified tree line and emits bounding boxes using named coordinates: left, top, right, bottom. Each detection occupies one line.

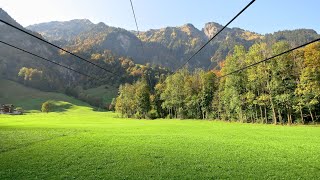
left=115, top=41, right=320, bottom=124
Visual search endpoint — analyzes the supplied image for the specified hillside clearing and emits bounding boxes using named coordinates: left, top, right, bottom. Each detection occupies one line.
left=0, top=79, right=90, bottom=111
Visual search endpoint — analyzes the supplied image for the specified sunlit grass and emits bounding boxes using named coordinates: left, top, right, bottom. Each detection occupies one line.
left=0, top=108, right=319, bottom=179
left=0, top=79, right=90, bottom=111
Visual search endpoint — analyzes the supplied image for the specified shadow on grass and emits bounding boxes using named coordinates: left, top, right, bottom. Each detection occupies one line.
left=92, top=107, right=107, bottom=112
left=50, top=103, right=73, bottom=112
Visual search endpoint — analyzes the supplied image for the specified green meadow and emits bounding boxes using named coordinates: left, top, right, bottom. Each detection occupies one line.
left=1, top=107, right=320, bottom=179
left=1, top=79, right=319, bottom=179
left=0, top=79, right=89, bottom=111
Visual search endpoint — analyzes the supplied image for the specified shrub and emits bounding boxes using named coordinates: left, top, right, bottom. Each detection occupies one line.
left=146, top=109, right=158, bottom=120
left=166, top=114, right=173, bottom=119
left=15, top=107, right=24, bottom=113
left=108, top=103, right=115, bottom=112
left=15, top=107, right=23, bottom=111
left=135, top=112, right=143, bottom=119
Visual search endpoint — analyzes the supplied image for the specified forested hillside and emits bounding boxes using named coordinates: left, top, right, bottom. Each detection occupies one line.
left=115, top=41, right=320, bottom=124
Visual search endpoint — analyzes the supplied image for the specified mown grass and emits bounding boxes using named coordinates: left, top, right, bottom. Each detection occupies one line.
left=0, top=107, right=319, bottom=179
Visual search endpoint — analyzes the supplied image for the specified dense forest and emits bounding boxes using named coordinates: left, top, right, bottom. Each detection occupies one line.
left=115, top=41, right=320, bottom=124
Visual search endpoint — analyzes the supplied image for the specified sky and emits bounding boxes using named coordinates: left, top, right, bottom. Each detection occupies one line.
left=0, top=0, right=319, bottom=34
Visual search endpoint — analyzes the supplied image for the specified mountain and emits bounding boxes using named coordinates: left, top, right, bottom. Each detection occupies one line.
left=25, top=20, right=269, bottom=70
left=138, top=22, right=263, bottom=68
left=29, top=19, right=265, bottom=69
left=27, top=19, right=95, bottom=42
left=139, top=23, right=208, bottom=66
left=24, top=14, right=320, bottom=71
left=265, top=29, right=319, bottom=47
left=69, top=22, right=146, bottom=62
left=0, top=8, right=22, bottom=28
left=0, top=8, right=61, bottom=86
left=0, top=8, right=170, bottom=107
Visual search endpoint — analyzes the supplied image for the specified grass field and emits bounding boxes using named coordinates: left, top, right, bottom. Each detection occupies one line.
left=0, top=79, right=90, bottom=111
left=0, top=79, right=117, bottom=112
left=1, top=105, right=320, bottom=179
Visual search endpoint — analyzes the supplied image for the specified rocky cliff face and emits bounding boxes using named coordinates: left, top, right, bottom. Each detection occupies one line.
left=203, top=22, right=224, bottom=39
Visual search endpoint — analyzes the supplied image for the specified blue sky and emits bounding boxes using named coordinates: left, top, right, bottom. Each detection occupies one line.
left=0, top=0, right=319, bottom=34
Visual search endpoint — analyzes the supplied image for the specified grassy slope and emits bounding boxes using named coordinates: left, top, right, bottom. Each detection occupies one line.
left=0, top=110, right=319, bottom=179
left=81, top=84, right=118, bottom=104
left=0, top=79, right=90, bottom=111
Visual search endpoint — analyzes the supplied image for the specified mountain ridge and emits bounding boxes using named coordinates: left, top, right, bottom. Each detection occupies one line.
left=27, top=19, right=95, bottom=42
left=25, top=19, right=274, bottom=69
left=2, top=7, right=319, bottom=71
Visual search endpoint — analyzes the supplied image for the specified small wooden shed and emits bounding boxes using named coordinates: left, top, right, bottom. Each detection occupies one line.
left=0, top=104, right=14, bottom=113
left=0, top=104, right=22, bottom=115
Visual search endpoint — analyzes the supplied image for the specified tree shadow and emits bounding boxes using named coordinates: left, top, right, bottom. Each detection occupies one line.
left=50, top=103, right=73, bottom=112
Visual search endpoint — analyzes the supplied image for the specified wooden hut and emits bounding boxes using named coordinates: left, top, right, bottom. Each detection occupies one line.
left=0, top=104, right=22, bottom=115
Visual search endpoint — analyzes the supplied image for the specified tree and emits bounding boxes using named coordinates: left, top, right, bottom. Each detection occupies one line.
left=295, top=42, right=320, bottom=123
left=18, top=67, right=43, bottom=81
left=160, top=68, right=189, bottom=118
left=291, top=49, right=305, bottom=124
left=220, top=45, right=247, bottom=121
left=245, top=43, right=270, bottom=123
left=109, top=98, right=116, bottom=111
left=135, top=78, right=151, bottom=118
left=184, top=69, right=201, bottom=119
left=113, top=40, right=320, bottom=124
left=200, top=71, right=217, bottom=119
left=270, top=41, right=296, bottom=124
left=115, top=83, right=136, bottom=117
left=153, top=82, right=166, bottom=118
left=41, top=101, right=51, bottom=113
left=115, top=78, right=152, bottom=119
